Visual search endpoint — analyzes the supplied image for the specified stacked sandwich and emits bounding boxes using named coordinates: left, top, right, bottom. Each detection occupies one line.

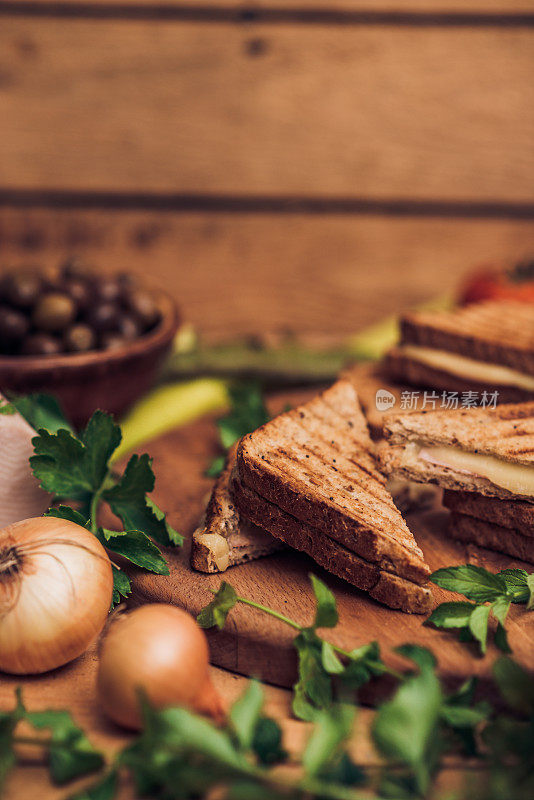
left=379, top=402, right=534, bottom=563
left=385, top=300, right=534, bottom=403
left=193, top=379, right=432, bottom=613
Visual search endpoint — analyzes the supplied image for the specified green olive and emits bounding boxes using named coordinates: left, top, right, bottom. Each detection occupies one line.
left=64, top=323, right=96, bottom=353
left=33, top=293, right=77, bottom=332
left=0, top=306, right=30, bottom=343
left=20, top=333, right=62, bottom=356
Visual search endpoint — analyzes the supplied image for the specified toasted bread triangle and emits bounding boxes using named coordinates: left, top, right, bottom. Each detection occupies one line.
left=236, top=379, right=430, bottom=585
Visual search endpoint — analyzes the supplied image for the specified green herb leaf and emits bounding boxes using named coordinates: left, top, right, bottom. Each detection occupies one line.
left=372, top=650, right=443, bottom=796
left=321, top=641, right=345, bottom=675
left=26, top=708, right=104, bottom=785
left=494, top=623, right=512, bottom=654
left=97, top=529, right=169, bottom=575
left=302, top=704, right=354, bottom=778
left=468, top=604, right=491, bottom=655
left=111, top=568, right=132, bottom=606
left=426, top=601, right=476, bottom=629
left=527, top=574, right=534, bottom=610
left=205, top=455, right=226, bottom=478
left=217, top=382, right=269, bottom=450
left=491, top=597, right=511, bottom=627
left=310, top=574, right=338, bottom=629
left=293, top=631, right=332, bottom=721
left=251, top=718, right=286, bottom=766
left=0, top=689, right=25, bottom=793
left=493, top=658, right=534, bottom=715
left=31, top=428, right=91, bottom=496
left=69, top=770, right=118, bottom=800
left=230, top=681, right=264, bottom=750
left=0, top=401, right=15, bottom=415
left=197, top=582, right=238, bottom=629
left=103, top=454, right=182, bottom=546
left=430, top=565, right=507, bottom=603
left=498, top=568, right=530, bottom=603
left=44, top=505, right=90, bottom=527
left=10, top=393, right=73, bottom=434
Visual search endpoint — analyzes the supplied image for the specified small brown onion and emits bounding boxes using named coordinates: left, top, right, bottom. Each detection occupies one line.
left=0, top=517, right=113, bottom=674
left=97, top=604, right=224, bottom=729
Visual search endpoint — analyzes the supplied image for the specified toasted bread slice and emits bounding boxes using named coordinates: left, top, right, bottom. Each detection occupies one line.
left=385, top=301, right=534, bottom=399
left=232, top=474, right=432, bottom=613
left=236, top=379, right=430, bottom=587
left=381, top=402, right=534, bottom=502
left=443, top=490, right=534, bottom=537
left=191, top=445, right=282, bottom=573
left=341, top=362, right=411, bottom=438
left=449, top=512, right=534, bottom=563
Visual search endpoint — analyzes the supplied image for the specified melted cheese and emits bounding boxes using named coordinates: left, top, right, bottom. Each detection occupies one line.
left=418, top=445, right=534, bottom=496
left=400, top=345, right=534, bottom=391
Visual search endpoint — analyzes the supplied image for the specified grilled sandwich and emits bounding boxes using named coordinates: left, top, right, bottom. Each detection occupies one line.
left=380, top=401, right=534, bottom=502
left=231, top=379, right=432, bottom=613
left=443, top=490, right=533, bottom=562
left=385, top=301, right=534, bottom=402
left=191, top=445, right=282, bottom=573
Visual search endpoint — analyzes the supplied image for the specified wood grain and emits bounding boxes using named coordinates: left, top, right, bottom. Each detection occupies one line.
left=8, top=0, right=534, bottom=15
left=0, top=19, right=533, bottom=201
left=2, top=207, right=534, bottom=339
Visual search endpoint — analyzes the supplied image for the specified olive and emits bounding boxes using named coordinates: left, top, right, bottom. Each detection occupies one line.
left=117, top=314, right=141, bottom=340
left=126, top=289, right=160, bottom=330
left=33, top=292, right=77, bottom=332
left=97, top=276, right=123, bottom=304
left=3, top=270, right=43, bottom=309
left=86, top=302, right=120, bottom=333
left=100, top=332, right=128, bottom=351
left=117, top=271, right=137, bottom=289
left=0, top=306, right=30, bottom=343
left=64, top=278, right=92, bottom=312
left=60, top=257, right=95, bottom=281
left=20, top=333, right=62, bottom=357
left=64, top=323, right=96, bottom=353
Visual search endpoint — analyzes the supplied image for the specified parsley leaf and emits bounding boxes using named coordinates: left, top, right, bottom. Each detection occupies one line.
left=45, top=505, right=90, bottom=528
left=96, top=529, right=169, bottom=575
left=10, top=393, right=73, bottom=434
left=431, top=565, right=507, bottom=602
left=207, top=381, right=269, bottom=477
left=111, top=568, right=132, bottom=606
left=310, top=574, right=339, bottom=629
left=103, top=454, right=181, bottom=546
left=197, top=582, right=238, bottom=629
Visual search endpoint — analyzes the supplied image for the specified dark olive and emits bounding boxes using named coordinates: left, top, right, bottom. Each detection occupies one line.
left=64, top=323, right=96, bottom=353
left=3, top=270, right=43, bottom=309
left=117, top=271, right=137, bottom=289
left=86, top=302, right=120, bottom=332
left=126, top=289, right=160, bottom=329
left=117, top=314, right=141, bottom=340
left=33, top=292, right=77, bottom=332
left=20, top=333, right=62, bottom=357
left=60, top=257, right=95, bottom=281
left=99, top=332, right=128, bottom=351
left=64, top=278, right=92, bottom=312
left=0, top=305, right=30, bottom=343
left=97, top=277, right=123, bottom=304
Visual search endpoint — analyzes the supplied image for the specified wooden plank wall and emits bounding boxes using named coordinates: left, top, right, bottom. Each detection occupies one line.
left=1, top=1, right=533, bottom=339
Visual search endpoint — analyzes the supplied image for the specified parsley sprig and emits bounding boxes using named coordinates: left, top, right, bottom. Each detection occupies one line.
left=206, top=381, right=269, bottom=477
left=15, top=395, right=181, bottom=607
left=426, top=565, right=534, bottom=655
left=198, top=575, right=403, bottom=721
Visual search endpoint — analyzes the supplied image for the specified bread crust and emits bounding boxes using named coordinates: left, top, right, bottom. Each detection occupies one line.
left=399, top=301, right=534, bottom=375
left=449, top=512, right=534, bottom=563
left=443, top=490, right=534, bottom=536
left=237, top=380, right=430, bottom=584
left=232, top=476, right=432, bottom=614
left=385, top=349, right=529, bottom=404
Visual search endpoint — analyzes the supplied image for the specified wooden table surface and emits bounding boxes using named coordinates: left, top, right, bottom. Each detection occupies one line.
left=0, top=0, right=533, bottom=796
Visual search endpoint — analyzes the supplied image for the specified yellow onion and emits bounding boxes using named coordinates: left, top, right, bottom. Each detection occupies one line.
left=0, top=517, right=113, bottom=674
left=97, top=604, right=225, bottom=729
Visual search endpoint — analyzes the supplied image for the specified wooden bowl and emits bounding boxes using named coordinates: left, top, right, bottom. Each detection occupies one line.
left=0, top=291, right=179, bottom=428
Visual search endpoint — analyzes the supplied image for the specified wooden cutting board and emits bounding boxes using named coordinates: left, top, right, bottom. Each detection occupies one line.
left=126, top=393, right=534, bottom=702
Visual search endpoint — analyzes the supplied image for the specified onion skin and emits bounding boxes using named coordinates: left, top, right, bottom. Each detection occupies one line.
left=0, top=517, right=114, bottom=675
left=97, top=604, right=225, bottom=729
